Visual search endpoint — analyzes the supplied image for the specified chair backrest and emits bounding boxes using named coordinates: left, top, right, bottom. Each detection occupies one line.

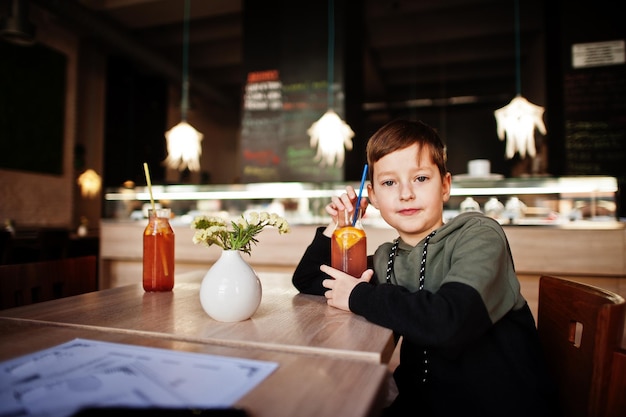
left=0, top=255, right=97, bottom=309
left=606, top=348, right=626, bottom=417
left=537, top=275, right=626, bottom=417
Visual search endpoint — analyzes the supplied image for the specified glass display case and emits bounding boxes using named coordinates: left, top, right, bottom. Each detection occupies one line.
left=446, top=175, right=618, bottom=225
left=103, top=176, right=619, bottom=227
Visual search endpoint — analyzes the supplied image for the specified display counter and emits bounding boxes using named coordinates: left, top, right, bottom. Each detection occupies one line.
left=100, top=220, right=625, bottom=289
left=104, top=176, right=619, bottom=226
left=100, top=176, right=624, bottom=289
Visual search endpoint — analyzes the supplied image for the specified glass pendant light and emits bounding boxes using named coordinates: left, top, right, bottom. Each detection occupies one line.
left=164, top=0, right=203, bottom=172
left=494, top=0, right=546, bottom=159
left=307, top=0, right=354, bottom=168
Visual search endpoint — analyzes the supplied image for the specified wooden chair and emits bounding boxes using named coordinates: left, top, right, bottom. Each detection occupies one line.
left=537, top=275, right=626, bottom=417
left=0, top=255, right=97, bottom=309
left=606, top=348, right=626, bottom=417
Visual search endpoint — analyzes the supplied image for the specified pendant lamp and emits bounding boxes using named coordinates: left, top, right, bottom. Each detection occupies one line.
left=307, top=0, right=354, bottom=168
left=0, top=0, right=36, bottom=46
left=164, top=0, right=203, bottom=172
left=77, top=168, right=102, bottom=198
left=494, top=0, right=546, bottom=159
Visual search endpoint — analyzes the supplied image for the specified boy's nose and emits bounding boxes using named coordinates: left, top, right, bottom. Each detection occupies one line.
left=399, top=184, right=416, bottom=201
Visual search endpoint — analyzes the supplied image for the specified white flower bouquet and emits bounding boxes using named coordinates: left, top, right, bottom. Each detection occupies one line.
left=191, top=211, right=290, bottom=255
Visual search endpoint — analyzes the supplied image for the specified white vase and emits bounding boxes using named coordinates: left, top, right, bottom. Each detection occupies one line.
left=199, top=250, right=262, bottom=322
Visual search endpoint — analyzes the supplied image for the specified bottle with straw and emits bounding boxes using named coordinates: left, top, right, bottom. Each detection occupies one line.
left=142, top=163, right=175, bottom=292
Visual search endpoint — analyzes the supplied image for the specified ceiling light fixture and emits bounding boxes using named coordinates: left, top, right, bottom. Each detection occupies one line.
left=494, top=0, right=546, bottom=160
left=164, top=0, right=203, bottom=172
left=0, top=0, right=36, bottom=46
left=307, top=0, right=354, bottom=168
left=77, top=169, right=102, bottom=198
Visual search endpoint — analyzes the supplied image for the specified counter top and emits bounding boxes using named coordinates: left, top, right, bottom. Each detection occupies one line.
left=100, top=220, right=626, bottom=289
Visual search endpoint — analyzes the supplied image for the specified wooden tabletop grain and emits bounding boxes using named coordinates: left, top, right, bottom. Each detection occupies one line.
left=0, top=319, right=389, bottom=417
left=0, top=271, right=395, bottom=364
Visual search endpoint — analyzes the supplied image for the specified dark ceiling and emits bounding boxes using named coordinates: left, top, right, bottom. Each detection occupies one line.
left=22, top=0, right=545, bottom=116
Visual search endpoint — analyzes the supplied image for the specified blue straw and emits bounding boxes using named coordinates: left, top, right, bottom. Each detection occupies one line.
left=353, top=164, right=368, bottom=226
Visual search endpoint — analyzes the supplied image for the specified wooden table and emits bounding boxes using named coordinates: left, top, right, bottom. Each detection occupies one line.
left=0, top=271, right=395, bottom=364
left=0, top=319, right=389, bottom=417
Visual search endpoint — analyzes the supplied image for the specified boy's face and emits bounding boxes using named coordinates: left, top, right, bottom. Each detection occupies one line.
left=367, top=143, right=451, bottom=246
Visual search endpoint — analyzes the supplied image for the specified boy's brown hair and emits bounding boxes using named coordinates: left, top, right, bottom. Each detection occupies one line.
left=366, top=119, right=448, bottom=183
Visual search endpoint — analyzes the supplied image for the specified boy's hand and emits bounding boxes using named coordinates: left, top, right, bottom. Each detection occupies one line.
left=320, top=265, right=374, bottom=311
left=323, top=185, right=369, bottom=237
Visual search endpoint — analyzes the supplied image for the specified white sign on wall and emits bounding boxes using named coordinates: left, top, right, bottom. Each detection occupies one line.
left=572, top=40, right=625, bottom=68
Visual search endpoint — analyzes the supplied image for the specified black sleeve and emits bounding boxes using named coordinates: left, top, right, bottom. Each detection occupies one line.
left=349, top=281, right=493, bottom=351
left=291, top=227, right=331, bottom=295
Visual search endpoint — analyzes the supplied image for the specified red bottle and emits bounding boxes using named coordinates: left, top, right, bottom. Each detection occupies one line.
left=143, top=208, right=175, bottom=291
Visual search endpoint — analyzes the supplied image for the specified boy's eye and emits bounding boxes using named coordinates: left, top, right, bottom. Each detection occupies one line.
left=415, top=176, right=428, bottom=183
left=381, top=180, right=395, bottom=187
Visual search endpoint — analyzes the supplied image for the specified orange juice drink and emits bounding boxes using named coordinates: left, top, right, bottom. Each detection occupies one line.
left=143, top=208, right=175, bottom=291
left=331, top=225, right=367, bottom=277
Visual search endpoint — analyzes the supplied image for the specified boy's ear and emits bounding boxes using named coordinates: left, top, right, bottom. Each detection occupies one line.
left=442, top=172, right=452, bottom=202
left=367, top=183, right=379, bottom=209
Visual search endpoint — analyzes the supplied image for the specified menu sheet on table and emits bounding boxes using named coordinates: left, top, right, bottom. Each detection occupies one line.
left=0, top=338, right=279, bottom=417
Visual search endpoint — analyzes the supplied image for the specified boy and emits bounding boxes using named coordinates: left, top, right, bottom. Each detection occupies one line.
left=292, top=119, right=559, bottom=416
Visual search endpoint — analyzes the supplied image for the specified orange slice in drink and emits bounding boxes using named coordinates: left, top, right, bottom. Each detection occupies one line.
left=334, top=226, right=366, bottom=250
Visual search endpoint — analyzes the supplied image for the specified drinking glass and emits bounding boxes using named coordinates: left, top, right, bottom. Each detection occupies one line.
left=331, top=209, right=367, bottom=277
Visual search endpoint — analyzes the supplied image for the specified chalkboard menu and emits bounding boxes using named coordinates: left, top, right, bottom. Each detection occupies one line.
left=239, top=0, right=346, bottom=183
left=240, top=69, right=285, bottom=181
left=548, top=0, right=626, bottom=217
left=563, top=66, right=626, bottom=176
